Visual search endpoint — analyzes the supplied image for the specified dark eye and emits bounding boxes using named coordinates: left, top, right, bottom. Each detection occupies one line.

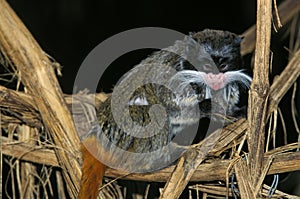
left=219, top=63, right=228, bottom=71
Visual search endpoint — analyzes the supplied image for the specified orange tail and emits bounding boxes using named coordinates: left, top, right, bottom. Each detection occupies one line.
left=78, top=136, right=106, bottom=199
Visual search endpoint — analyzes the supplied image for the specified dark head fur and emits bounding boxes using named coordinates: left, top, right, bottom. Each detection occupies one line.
left=176, top=29, right=243, bottom=73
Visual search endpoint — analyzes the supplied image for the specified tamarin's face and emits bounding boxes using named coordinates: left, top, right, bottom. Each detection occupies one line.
left=171, top=29, right=250, bottom=93
left=165, top=29, right=251, bottom=119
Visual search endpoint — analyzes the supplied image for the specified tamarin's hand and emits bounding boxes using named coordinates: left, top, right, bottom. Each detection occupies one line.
left=78, top=29, right=252, bottom=199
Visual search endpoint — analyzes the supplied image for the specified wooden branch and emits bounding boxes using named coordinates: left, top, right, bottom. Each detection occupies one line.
left=159, top=130, right=221, bottom=199
left=108, top=149, right=300, bottom=182
left=17, top=126, right=38, bottom=199
left=0, top=1, right=81, bottom=197
left=241, top=0, right=300, bottom=55
left=268, top=49, right=300, bottom=114
left=0, top=85, right=42, bottom=128
left=2, top=134, right=300, bottom=182
left=234, top=158, right=255, bottom=198
left=0, top=85, right=108, bottom=136
left=245, top=0, right=272, bottom=197
left=158, top=118, right=247, bottom=198
left=1, top=136, right=60, bottom=167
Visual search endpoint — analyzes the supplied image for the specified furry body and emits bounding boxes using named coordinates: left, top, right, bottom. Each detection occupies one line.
left=78, top=29, right=252, bottom=198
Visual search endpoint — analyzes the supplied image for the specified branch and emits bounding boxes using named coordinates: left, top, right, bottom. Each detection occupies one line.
left=2, top=135, right=300, bottom=182
left=241, top=0, right=300, bottom=55
left=243, top=0, right=272, bottom=197
left=1, top=136, right=58, bottom=167
left=159, top=129, right=221, bottom=199
left=268, top=49, right=300, bottom=114
left=0, top=1, right=81, bottom=197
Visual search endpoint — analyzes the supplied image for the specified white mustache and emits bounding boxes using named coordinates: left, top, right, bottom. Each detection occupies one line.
left=224, top=70, right=252, bottom=88
left=169, top=70, right=252, bottom=94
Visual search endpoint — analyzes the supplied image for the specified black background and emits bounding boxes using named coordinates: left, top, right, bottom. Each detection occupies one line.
left=7, top=0, right=256, bottom=93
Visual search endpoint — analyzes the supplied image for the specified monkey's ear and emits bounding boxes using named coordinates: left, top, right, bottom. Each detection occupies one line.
left=234, top=36, right=244, bottom=45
